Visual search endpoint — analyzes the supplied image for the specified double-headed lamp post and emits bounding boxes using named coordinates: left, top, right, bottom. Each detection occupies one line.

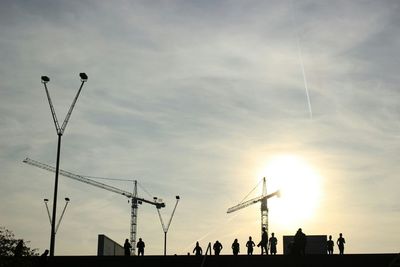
left=41, top=73, right=88, bottom=256
left=44, top=197, right=70, bottom=234
left=156, top=195, right=180, bottom=256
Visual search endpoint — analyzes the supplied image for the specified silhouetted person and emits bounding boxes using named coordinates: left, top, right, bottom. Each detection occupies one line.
left=14, top=240, right=24, bottom=257
left=39, top=250, right=49, bottom=266
left=294, top=228, right=307, bottom=256
left=246, top=236, right=256, bottom=255
left=213, top=240, right=223, bottom=255
left=124, top=239, right=131, bottom=256
left=231, top=239, right=240, bottom=255
left=327, top=235, right=334, bottom=254
left=257, top=227, right=268, bottom=255
left=137, top=238, right=145, bottom=256
left=193, top=241, right=202, bottom=256
left=269, top=232, right=278, bottom=255
left=337, top=233, right=345, bottom=255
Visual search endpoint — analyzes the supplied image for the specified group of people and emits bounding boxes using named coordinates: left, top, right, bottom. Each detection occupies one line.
left=193, top=228, right=346, bottom=256
left=122, top=229, right=346, bottom=256
left=193, top=227, right=279, bottom=256
left=124, top=238, right=145, bottom=256
left=327, top=233, right=346, bottom=255
left=287, top=229, right=346, bottom=256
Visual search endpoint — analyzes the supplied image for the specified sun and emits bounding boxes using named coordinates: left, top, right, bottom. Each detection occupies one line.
left=258, top=155, right=322, bottom=227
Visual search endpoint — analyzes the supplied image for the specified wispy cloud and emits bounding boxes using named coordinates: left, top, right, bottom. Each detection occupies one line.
left=0, top=0, right=399, bottom=255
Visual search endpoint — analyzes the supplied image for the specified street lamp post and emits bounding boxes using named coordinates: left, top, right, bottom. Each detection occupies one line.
left=41, top=73, right=88, bottom=256
left=44, top=197, right=71, bottom=234
left=156, top=196, right=180, bottom=256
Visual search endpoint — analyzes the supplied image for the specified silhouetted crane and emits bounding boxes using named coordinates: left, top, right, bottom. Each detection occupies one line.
left=23, top=157, right=165, bottom=255
left=227, top=177, right=279, bottom=240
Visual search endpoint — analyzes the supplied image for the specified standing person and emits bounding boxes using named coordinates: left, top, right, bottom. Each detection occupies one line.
left=14, top=240, right=24, bottom=257
left=193, top=241, right=203, bottom=256
left=231, top=239, right=240, bottom=255
left=123, top=239, right=131, bottom=256
left=327, top=235, right=334, bottom=255
left=40, top=249, right=49, bottom=266
left=294, top=228, right=307, bottom=256
left=137, top=238, right=145, bottom=256
left=246, top=236, right=256, bottom=255
left=269, top=232, right=278, bottom=255
left=213, top=240, right=223, bottom=255
left=337, top=233, right=346, bottom=255
left=257, top=227, right=268, bottom=255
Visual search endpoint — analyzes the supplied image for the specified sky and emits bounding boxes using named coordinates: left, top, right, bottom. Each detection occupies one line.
left=0, top=0, right=399, bottom=256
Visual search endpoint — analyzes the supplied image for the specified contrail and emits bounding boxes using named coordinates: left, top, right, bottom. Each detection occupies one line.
left=290, top=0, right=313, bottom=119
left=296, top=37, right=313, bottom=119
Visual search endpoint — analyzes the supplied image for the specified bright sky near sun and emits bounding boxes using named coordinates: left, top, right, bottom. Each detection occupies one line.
left=1, top=0, right=399, bottom=256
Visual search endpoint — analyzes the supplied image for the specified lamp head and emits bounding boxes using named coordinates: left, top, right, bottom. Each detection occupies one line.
left=44, top=198, right=49, bottom=202
left=176, top=195, right=180, bottom=200
left=79, top=73, right=88, bottom=82
left=65, top=197, right=70, bottom=202
left=41, top=76, right=50, bottom=83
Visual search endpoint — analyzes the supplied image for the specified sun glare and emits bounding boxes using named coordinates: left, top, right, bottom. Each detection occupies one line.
left=258, top=155, right=322, bottom=227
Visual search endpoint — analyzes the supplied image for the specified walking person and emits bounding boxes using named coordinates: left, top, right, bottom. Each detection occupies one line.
left=231, top=239, right=240, bottom=255
left=246, top=236, right=256, bottom=255
left=137, top=238, right=145, bottom=256
left=213, top=240, right=223, bottom=255
left=193, top=241, right=203, bottom=256
left=123, top=239, right=131, bottom=256
left=337, top=233, right=346, bottom=255
left=269, top=232, right=278, bottom=255
left=327, top=235, right=334, bottom=254
left=257, top=227, right=268, bottom=255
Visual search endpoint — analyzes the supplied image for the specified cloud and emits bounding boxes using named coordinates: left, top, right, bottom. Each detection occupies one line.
left=0, top=0, right=399, bottom=255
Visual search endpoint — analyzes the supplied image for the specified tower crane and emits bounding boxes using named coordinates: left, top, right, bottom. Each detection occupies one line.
left=23, top=157, right=165, bottom=255
left=227, top=177, right=280, bottom=243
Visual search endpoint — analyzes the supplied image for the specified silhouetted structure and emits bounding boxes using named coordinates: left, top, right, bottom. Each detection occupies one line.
left=213, top=241, right=223, bottom=255
left=327, top=235, right=334, bottom=254
left=294, top=228, right=307, bottom=256
left=337, top=233, right=346, bottom=255
left=124, top=239, right=131, bottom=256
left=287, top=241, right=294, bottom=255
left=97, top=234, right=124, bottom=256
left=257, top=227, right=268, bottom=255
left=269, top=232, right=277, bottom=255
left=137, top=238, right=145, bottom=256
left=283, top=235, right=327, bottom=255
left=246, top=236, right=256, bottom=255
left=193, top=242, right=203, bottom=256
left=231, top=239, right=240, bottom=255
left=40, top=73, right=88, bottom=256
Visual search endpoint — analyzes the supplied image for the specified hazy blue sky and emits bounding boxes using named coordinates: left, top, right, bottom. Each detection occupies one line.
left=0, top=0, right=399, bottom=255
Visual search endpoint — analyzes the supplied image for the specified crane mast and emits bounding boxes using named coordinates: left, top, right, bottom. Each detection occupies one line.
left=23, top=157, right=165, bottom=255
left=261, top=177, right=268, bottom=237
